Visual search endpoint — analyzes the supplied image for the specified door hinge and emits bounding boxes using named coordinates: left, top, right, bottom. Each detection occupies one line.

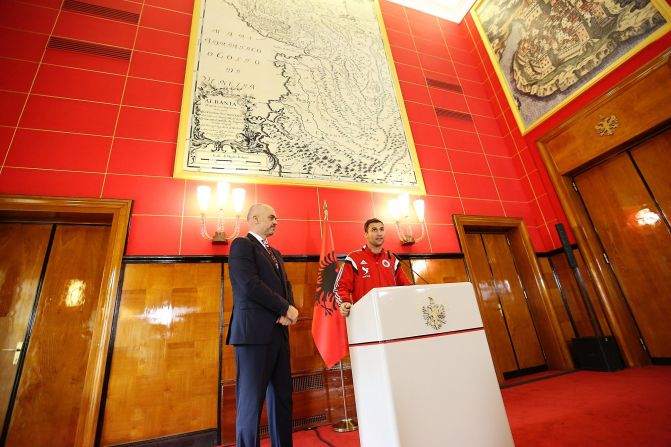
left=602, top=252, right=611, bottom=264
left=572, top=181, right=578, bottom=192
left=522, top=289, right=529, bottom=300
left=639, top=338, right=648, bottom=351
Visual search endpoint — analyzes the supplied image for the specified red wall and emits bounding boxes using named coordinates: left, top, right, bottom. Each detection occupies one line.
left=1, top=0, right=665, bottom=255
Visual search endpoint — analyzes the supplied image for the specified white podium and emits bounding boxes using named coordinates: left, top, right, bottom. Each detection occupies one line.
left=346, top=283, right=514, bottom=447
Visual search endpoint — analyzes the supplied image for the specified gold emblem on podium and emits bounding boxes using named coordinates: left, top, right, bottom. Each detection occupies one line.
left=422, top=297, right=446, bottom=330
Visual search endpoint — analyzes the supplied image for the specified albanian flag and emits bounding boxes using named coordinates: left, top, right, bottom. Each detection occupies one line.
left=311, top=217, right=348, bottom=368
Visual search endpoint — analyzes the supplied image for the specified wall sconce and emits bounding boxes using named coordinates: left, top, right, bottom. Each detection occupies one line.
left=388, top=193, right=426, bottom=245
left=196, top=182, right=246, bottom=244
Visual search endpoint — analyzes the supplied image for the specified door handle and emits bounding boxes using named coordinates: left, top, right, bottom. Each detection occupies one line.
left=2, top=342, right=24, bottom=364
left=4, top=342, right=23, bottom=365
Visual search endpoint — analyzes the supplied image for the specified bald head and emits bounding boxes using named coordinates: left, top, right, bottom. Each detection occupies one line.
left=247, top=203, right=278, bottom=238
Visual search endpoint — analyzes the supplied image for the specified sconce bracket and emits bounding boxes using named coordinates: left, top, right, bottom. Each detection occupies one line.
left=212, top=231, right=230, bottom=245
left=400, top=235, right=415, bottom=246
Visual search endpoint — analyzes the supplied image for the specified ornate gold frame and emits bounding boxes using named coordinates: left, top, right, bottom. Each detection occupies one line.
left=471, top=0, right=671, bottom=135
left=174, top=0, right=425, bottom=194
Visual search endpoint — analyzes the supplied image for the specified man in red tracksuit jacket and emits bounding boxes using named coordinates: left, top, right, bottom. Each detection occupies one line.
left=335, top=218, right=412, bottom=317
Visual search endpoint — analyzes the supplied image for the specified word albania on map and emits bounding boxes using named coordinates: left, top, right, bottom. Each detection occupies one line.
left=175, top=0, right=424, bottom=192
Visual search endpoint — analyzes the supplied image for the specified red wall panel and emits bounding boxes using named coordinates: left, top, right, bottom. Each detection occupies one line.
left=7, top=129, right=111, bottom=171
left=0, top=127, right=14, bottom=165
left=0, top=0, right=58, bottom=34
left=0, top=28, right=48, bottom=61
left=107, top=138, right=176, bottom=176
left=0, top=59, right=38, bottom=92
left=0, top=91, right=26, bottom=126
left=140, top=5, right=192, bottom=35
left=32, top=64, right=125, bottom=103
left=20, top=95, right=119, bottom=134
left=129, top=51, right=187, bottom=83
left=0, top=167, right=104, bottom=196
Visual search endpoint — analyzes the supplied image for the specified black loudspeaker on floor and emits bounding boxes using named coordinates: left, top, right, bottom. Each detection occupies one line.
left=570, top=336, right=625, bottom=372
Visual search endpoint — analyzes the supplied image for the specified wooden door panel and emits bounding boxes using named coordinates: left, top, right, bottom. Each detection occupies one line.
left=409, top=258, right=468, bottom=284
left=284, top=261, right=318, bottom=315
left=101, top=263, right=221, bottom=446
left=0, top=224, right=52, bottom=429
left=482, top=234, right=545, bottom=369
left=5, top=225, right=110, bottom=447
left=549, top=250, right=612, bottom=338
left=463, top=233, right=517, bottom=373
left=576, top=150, right=671, bottom=357
left=548, top=253, right=594, bottom=338
left=538, top=257, right=576, bottom=343
left=630, top=130, right=671, bottom=225
left=573, top=250, right=611, bottom=334
left=289, top=318, right=324, bottom=373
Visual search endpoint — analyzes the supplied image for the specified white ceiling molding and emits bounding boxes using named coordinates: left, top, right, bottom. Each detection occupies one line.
left=386, top=0, right=477, bottom=23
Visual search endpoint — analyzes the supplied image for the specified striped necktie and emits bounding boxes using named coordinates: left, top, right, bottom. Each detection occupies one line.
left=262, top=239, right=279, bottom=269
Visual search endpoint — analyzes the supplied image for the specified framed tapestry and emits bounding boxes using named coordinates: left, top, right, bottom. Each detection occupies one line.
left=174, top=0, right=425, bottom=194
left=471, top=0, right=671, bottom=134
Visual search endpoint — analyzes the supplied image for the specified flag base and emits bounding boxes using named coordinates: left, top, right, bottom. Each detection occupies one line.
left=332, top=418, right=358, bottom=432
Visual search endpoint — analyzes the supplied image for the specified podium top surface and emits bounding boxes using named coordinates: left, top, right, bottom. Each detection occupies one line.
left=345, top=282, right=483, bottom=345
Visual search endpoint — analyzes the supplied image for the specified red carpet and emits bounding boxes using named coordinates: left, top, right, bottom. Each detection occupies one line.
left=249, top=366, right=671, bottom=446
left=503, top=366, right=671, bottom=447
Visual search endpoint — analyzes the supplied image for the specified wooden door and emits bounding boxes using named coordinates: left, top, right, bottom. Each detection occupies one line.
left=463, top=232, right=545, bottom=377
left=630, top=131, right=671, bottom=226
left=482, top=233, right=546, bottom=370
left=575, top=130, right=671, bottom=359
left=464, top=233, right=518, bottom=375
left=0, top=224, right=52, bottom=431
left=2, top=224, right=110, bottom=446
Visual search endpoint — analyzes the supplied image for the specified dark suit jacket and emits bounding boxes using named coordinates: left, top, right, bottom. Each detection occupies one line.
left=226, top=234, right=294, bottom=345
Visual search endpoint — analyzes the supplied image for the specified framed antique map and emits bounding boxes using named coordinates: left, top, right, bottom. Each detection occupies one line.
left=472, top=0, right=671, bottom=134
left=174, top=0, right=425, bottom=193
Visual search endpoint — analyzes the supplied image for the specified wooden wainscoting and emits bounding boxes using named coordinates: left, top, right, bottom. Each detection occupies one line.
left=100, top=262, right=222, bottom=446
left=100, top=251, right=601, bottom=445
left=408, top=256, right=468, bottom=284
left=537, top=50, right=671, bottom=366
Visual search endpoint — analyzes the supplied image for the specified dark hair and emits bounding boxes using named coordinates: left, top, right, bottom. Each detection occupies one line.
left=364, top=218, right=383, bottom=233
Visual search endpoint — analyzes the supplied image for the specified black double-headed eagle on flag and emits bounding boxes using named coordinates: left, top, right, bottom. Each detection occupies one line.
left=314, top=250, right=339, bottom=316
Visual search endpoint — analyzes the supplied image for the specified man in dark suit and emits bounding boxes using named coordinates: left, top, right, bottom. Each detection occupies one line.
left=226, top=203, right=299, bottom=447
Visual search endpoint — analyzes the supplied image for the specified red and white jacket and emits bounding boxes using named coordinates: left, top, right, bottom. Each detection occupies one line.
left=334, top=245, right=412, bottom=305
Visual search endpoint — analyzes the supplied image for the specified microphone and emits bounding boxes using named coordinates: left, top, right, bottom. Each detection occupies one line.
left=390, top=251, right=431, bottom=285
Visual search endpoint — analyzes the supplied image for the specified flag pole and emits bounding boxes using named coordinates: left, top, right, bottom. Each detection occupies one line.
left=326, top=200, right=357, bottom=432
left=318, top=200, right=357, bottom=432
left=332, top=361, right=358, bottom=432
